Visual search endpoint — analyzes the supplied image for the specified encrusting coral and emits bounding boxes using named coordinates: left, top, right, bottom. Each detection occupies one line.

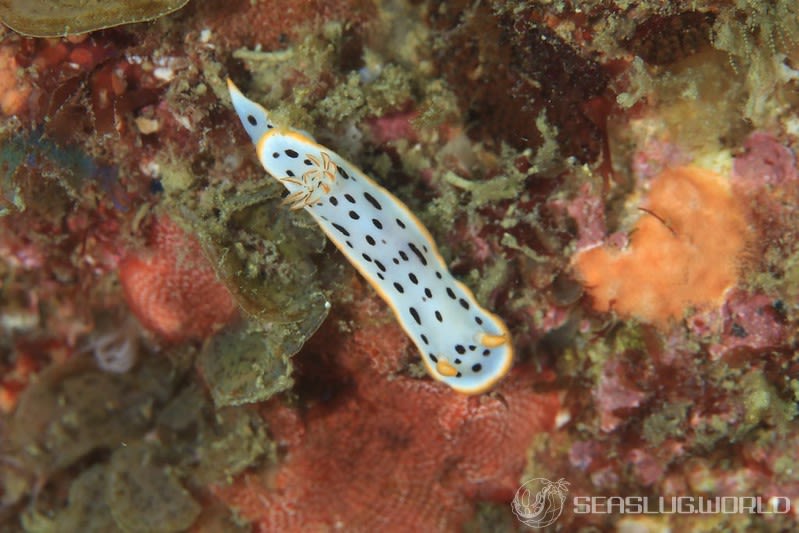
left=572, top=166, right=751, bottom=327
left=213, top=289, right=561, bottom=532
left=118, top=215, right=238, bottom=342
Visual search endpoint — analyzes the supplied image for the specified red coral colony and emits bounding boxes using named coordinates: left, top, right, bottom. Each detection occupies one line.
left=1, top=1, right=799, bottom=531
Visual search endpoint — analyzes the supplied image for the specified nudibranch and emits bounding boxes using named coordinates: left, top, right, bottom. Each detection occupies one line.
left=227, top=79, right=512, bottom=394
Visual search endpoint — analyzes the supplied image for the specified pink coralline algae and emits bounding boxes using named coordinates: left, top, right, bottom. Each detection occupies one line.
left=631, top=133, right=691, bottom=181
left=550, top=182, right=607, bottom=250
left=595, top=356, right=648, bottom=432
left=707, top=290, right=786, bottom=360
left=213, top=289, right=561, bottom=531
left=367, top=109, right=418, bottom=145
left=733, top=131, right=798, bottom=189
left=118, top=215, right=238, bottom=342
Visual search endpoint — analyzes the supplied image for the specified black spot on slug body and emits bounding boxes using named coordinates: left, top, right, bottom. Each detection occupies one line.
left=459, top=298, right=470, bottom=310
left=435, top=310, right=443, bottom=322
left=329, top=196, right=338, bottom=206
left=472, top=363, right=482, bottom=372
left=338, top=167, right=350, bottom=179
left=446, top=288, right=456, bottom=299
left=332, top=223, right=350, bottom=236
left=345, top=193, right=356, bottom=203
left=455, top=345, right=466, bottom=354
left=363, top=192, right=382, bottom=210
left=396, top=218, right=406, bottom=229
left=362, top=253, right=372, bottom=262
left=424, top=288, right=432, bottom=298
left=285, top=149, right=299, bottom=158
left=409, top=307, right=421, bottom=325
left=394, top=282, right=404, bottom=293
left=372, top=218, right=383, bottom=230
left=399, top=251, right=409, bottom=261
left=247, top=115, right=257, bottom=126
left=408, top=243, right=427, bottom=265
left=365, top=235, right=376, bottom=246
left=375, top=260, right=386, bottom=272
left=408, top=273, right=418, bottom=285
left=349, top=210, right=360, bottom=220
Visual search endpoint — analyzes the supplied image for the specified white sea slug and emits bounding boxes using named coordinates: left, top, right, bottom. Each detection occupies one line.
left=227, top=79, right=513, bottom=394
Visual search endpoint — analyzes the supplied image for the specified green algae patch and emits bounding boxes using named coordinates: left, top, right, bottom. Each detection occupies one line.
left=158, top=146, right=332, bottom=407
left=156, top=384, right=274, bottom=485
left=216, top=194, right=329, bottom=324
left=108, top=443, right=201, bottom=533
left=316, top=63, right=413, bottom=124
left=559, top=322, right=647, bottom=382
left=190, top=503, right=251, bottom=533
left=711, top=0, right=799, bottom=127
left=22, top=465, right=122, bottom=533
left=748, top=238, right=799, bottom=326
left=741, top=371, right=794, bottom=429
left=161, top=160, right=330, bottom=326
left=233, top=28, right=417, bottom=135
left=190, top=405, right=272, bottom=484
left=198, top=322, right=319, bottom=407
left=0, top=0, right=189, bottom=37
left=642, top=401, right=691, bottom=447
left=14, top=374, right=272, bottom=532
left=9, top=356, right=177, bottom=477
left=693, top=369, right=795, bottom=451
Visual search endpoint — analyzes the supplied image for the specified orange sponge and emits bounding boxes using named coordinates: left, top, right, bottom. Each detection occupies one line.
left=573, top=166, right=750, bottom=327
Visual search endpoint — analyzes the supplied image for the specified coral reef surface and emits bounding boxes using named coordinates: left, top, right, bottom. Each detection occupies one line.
left=1, top=0, right=799, bottom=531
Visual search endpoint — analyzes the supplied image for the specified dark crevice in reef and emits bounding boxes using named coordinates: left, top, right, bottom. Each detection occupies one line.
left=428, top=1, right=609, bottom=163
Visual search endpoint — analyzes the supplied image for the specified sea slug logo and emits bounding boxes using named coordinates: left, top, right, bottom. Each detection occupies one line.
left=511, top=478, right=570, bottom=528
